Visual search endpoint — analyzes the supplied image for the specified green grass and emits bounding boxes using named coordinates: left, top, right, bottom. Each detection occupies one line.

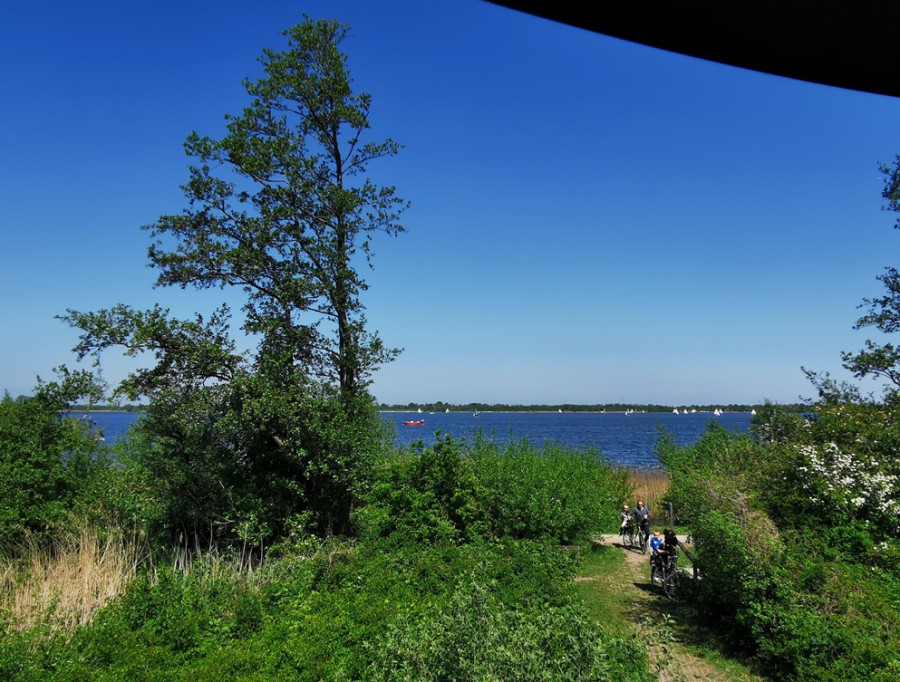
left=574, top=543, right=634, bottom=628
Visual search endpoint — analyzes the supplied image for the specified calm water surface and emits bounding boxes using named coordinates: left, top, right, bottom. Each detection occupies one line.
left=83, top=410, right=753, bottom=469
left=386, top=411, right=752, bottom=468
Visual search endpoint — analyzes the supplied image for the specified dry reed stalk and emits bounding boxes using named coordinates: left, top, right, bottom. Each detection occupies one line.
left=2, top=525, right=146, bottom=635
left=627, top=468, right=671, bottom=526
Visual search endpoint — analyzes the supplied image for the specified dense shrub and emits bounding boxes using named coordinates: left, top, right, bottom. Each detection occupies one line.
left=125, top=381, right=389, bottom=550
left=468, top=434, right=629, bottom=543
left=657, top=422, right=769, bottom=527
left=355, top=434, right=487, bottom=544
left=369, top=577, right=651, bottom=681
left=0, top=394, right=103, bottom=545
left=357, top=432, right=628, bottom=546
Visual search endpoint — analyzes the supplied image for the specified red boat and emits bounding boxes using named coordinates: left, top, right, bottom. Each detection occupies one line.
left=402, top=419, right=425, bottom=426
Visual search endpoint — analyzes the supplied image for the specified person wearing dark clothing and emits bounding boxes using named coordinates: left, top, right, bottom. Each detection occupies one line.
left=633, top=501, right=650, bottom=538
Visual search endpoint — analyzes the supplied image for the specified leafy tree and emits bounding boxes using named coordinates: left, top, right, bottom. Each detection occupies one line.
left=60, top=18, right=405, bottom=543
left=147, top=17, right=406, bottom=404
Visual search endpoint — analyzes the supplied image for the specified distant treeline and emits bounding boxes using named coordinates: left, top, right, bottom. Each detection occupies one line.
left=67, top=404, right=145, bottom=412
left=379, top=401, right=800, bottom=413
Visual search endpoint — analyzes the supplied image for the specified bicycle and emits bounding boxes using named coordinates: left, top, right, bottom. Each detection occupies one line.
left=637, top=523, right=649, bottom=555
left=620, top=520, right=635, bottom=548
left=650, top=550, right=686, bottom=601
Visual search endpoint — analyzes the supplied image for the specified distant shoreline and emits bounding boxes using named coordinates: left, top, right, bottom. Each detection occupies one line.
left=380, top=409, right=756, bottom=414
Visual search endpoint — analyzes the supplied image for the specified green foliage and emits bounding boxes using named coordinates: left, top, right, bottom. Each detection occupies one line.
left=265, top=538, right=645, bottom=681
left=0, top=535, right=653, bottom=680
left=369, top=577, right=651, bottom=681
left=469, top=435, right=628, bottom=543
left=0, top=374, right=106, bottom=545
left=657, top=422, right=769, bottom=527
left=356, top=434, right=486, bottom=544
left=118, top=378, right=387, bottom=546
left=358, top=433, right=628, bottom=546
left=0, top=396, right=75, bottom=544
left=661, top=406, right=900, bottom=680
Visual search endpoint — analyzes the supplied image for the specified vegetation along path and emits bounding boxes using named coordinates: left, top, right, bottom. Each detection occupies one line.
left=576, top=535, right=766, bottom=682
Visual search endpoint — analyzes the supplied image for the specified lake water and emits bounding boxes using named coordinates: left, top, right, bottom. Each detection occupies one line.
left=83, top=410, right=752, bottom=469
left=386, top=411, right=751, bottom=468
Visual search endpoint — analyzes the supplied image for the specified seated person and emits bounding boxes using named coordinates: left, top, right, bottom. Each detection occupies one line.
left=653, top=528, right=679, bottom=565
left=649, top=530, right=664, bottom=564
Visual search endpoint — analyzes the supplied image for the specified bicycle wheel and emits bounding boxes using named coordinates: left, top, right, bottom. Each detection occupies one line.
left=650, top=563, right=663, bottom=588
left=663, top=569, right=683, bottom=601
left=639, top=528, right=648, bottom=554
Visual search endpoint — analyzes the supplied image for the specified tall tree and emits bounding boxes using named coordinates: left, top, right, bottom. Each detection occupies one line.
left=147, top=17, right=405, bottom=404
left=61, top=18, right=406, bottom=541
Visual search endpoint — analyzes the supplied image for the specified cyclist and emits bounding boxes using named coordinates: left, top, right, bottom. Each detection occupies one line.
left=649, top=529, right=664, bottom=563
left=652, top=528, right=678, bottom=565
left=620, top=504, right=633, bottom=531
left=633, top=500, right=650, bottom=540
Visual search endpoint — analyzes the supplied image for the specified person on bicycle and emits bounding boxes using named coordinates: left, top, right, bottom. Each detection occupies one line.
left=633, top=500, right=650, bottom=539
left=649, top=530, right=664, bottom=565
left=620, top=504, right=633, bottom=530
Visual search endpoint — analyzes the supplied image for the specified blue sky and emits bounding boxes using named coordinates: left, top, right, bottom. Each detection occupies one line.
left=3, top=0, right=900, bottom=406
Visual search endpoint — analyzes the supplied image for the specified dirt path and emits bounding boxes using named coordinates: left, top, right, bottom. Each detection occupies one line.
left=585, top=534, right=752, bottom=682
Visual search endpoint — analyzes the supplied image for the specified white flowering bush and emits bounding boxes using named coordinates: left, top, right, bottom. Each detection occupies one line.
left=796, top=441, right=900, bottom=532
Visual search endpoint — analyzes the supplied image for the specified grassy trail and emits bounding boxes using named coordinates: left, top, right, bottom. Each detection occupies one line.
left=575, top=535, right=767, bottom=682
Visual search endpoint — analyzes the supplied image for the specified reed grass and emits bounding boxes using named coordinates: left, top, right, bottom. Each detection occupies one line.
left=1, top=524, right=146, bottom=635
left=626, top=468, right=670, bottom=527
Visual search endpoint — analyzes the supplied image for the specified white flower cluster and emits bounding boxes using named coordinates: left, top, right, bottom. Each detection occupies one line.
left=796, top=442, right=900, bottom=528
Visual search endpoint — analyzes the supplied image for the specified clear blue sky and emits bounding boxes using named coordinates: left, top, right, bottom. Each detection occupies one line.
left=3, top=0, right=900, bottom=406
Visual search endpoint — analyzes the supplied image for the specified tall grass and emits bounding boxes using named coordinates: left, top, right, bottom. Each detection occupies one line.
left=1, top=524, right=146, bottom=635
left=626, top=468, right=671, bottom=527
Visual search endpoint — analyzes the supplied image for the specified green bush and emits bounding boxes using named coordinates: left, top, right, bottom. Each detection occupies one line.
left=358, top=432, right=628, bottom=546
left=657, top=422, right=768, bottom=527
left=0, top=394, right=103, bottom=545
left=369, top=577, right=651, bottom=681
left=355, top=434, right=487, bottom=544
left=469, top=435, right=629, bottom=543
